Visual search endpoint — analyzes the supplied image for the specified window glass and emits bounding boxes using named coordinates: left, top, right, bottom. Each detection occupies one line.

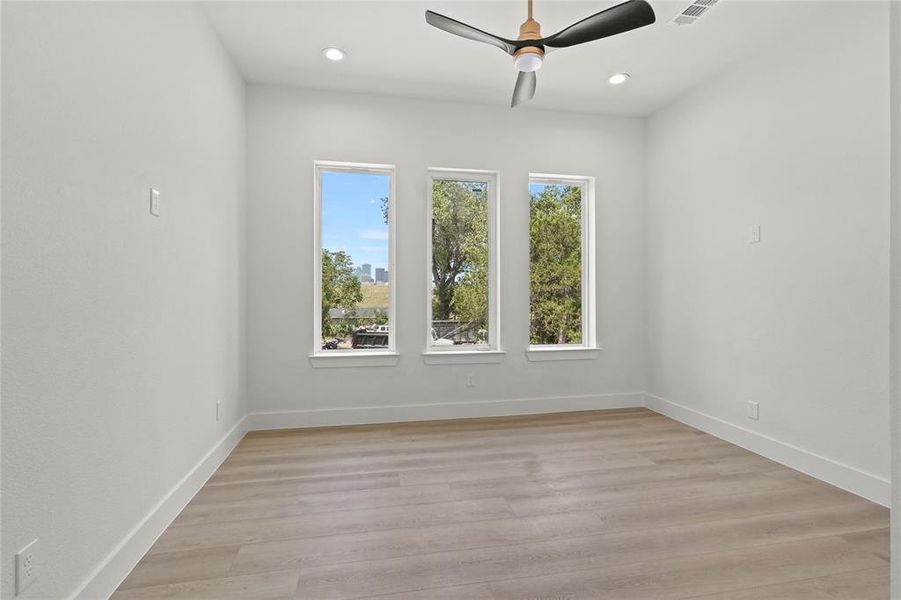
left=319, top=169, right=391, bottom=351
left=429, top=178, right=490, bottom=348
left=529, top=181, right=584, bottom=345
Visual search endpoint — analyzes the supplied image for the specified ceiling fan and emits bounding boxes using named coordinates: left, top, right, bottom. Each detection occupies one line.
left=425, top=0, right=656, bottom=107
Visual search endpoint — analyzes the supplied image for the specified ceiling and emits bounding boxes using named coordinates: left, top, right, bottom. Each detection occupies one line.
left=202, top=0, right=825, bottom=116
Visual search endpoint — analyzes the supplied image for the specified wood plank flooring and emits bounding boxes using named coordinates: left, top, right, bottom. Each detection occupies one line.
left=114, top=408, right=889, bottom=599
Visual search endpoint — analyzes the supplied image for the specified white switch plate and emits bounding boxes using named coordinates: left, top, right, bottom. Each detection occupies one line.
left=216, top=400, right=221, bottom=422
left=466, top=374, right=475, bottom=388
left=16, top=538, right=38, bottom=595
left=748, top=224, right=761, bottom=244
left=747, top=401, right=759, bottom=420
left=150, top=188, right=160, bottom=217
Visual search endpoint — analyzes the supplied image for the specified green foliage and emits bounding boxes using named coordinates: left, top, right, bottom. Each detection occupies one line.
left=431, top=181, right=488, bottom=331
left=371, top=308, right=389, bottom=326
left=530, top=185, right=582, bottom=344
left=321, top=249, right=362, bottom=338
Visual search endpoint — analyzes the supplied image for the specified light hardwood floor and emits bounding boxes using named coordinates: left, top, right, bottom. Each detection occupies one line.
left=114, top=408, right=889, bottom=599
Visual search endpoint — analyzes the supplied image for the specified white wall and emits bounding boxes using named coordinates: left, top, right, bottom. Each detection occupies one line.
left=889, top=0, right=901, bottom=595
left=1, top=3, right=246, bottom=599
left=246, top=87, right=645, bottom=424
left=645, top=2, right=891, bottom=503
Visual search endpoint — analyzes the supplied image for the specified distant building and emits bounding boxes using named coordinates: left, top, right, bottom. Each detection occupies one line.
left=355, top=264, right=374, bottom=283
left=375, top=268, right=388, bottom=284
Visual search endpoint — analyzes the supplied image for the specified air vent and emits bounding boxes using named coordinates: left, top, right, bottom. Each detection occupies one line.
left=682, top=5, right=707, bottom=17
left=671, top=0, right=719, bottom=25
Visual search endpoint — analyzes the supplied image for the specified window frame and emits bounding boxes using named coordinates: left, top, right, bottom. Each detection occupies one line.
left=311, top=160, right=397, bottom=366
left=424, top=168, right=502, bottom=361
left=526, top=173, right=597, bottom=359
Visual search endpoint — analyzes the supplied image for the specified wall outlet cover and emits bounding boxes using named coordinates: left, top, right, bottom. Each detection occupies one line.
left=747, top=400, right=760, bottom=420
left=16, top=538, right=38, bottom=595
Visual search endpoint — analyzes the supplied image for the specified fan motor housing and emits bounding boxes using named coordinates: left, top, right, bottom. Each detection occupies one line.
left=514, top=18, right=545, bottom=60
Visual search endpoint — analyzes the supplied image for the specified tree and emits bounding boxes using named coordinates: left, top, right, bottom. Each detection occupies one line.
left=530, top=185, right=582, bottom=344
left=321, top=249, right=362, bottom=338
left=430, top=181, right=488, bottom=325
left=451, top=194, right=489, bottom=334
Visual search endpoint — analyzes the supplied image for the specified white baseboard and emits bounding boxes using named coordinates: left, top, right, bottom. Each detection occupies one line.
left=69, top=416, right=248, bottom=600
left=246, top=392, right=646, bottom=430
left=643, top=393, right=890, bottom=507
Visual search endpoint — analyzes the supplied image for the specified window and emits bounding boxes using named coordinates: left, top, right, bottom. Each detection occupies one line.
left=425, top=169, right=500, bottom=358
left=313, top=161, right=396, bottom=362
left=528, top=174, right=596, bottom=357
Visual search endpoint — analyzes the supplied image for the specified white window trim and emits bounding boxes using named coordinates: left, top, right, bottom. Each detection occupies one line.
left=526, top=173, right=597, bottom=361
left=311, top=160, right=397, bottom=368
left=424, top=168, right=502, bottom=364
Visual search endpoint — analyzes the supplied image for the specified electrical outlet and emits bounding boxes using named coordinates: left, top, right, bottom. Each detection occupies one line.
left=466, top=374, right=475, bottom=388
left=747, top=401, right=759, bottom=421
left=16, top=538, right=38, bottom=595
left=216, top=400, right=222, bottom=422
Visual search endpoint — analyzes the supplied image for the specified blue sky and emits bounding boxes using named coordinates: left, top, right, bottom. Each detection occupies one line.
left=529, top=182, right=548, bottom=196
left=321, top=171, right=390, bottom=272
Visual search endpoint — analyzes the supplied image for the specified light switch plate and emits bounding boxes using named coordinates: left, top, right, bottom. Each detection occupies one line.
left=749, top=225, right=761, bottom=244
left=150, top=188, right=160, bottom=217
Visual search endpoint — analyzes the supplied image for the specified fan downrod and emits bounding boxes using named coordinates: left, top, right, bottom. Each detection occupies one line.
left=513, top=0, right=544, bottom=65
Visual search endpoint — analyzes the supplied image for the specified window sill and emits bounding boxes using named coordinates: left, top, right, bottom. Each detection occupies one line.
left=525, top=346, right=601, bottom=362
left=309, top=351, right=399, bottom=369
left=423, top=350, right=505, bottom=365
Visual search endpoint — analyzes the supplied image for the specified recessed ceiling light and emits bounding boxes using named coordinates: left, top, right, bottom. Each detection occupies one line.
left=322, top=47, right=346, bottom=62
left=608, top=72, right=631, bottom=86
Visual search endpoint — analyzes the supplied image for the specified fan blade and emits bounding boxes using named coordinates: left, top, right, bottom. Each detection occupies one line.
left=425, top=11, right=517, bottom=54
left=511, top=70, right=537, bottom=108
left=541, top=0, right=656, bottom=49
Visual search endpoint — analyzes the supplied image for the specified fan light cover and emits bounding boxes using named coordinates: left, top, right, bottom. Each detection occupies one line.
left=514, top=54, right=543, bottom=72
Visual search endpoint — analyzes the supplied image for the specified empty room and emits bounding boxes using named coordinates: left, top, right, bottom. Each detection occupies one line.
left=3, top=0, right=901, bottom=598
